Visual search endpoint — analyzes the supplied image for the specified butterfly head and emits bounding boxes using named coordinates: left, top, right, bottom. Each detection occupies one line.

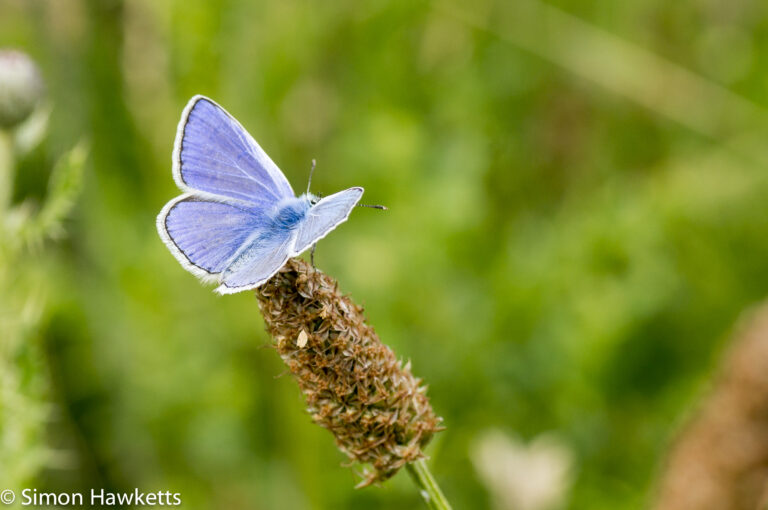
left=304, top=192, right=321, bottom=206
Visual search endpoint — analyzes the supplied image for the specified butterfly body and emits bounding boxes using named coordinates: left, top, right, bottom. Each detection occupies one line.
left=272, top=195, right=313, bottom=229
left=157, top=96, right=363, bottom=294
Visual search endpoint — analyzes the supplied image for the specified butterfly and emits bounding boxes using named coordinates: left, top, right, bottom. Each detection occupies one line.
left=157, top=95, right=364, bottom=294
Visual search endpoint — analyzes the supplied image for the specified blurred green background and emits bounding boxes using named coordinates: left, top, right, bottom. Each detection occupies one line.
left=2, top=0, right=768, bottom=508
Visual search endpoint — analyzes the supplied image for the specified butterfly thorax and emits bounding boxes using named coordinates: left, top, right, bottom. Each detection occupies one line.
left=271, top=196, right=312, bottom=230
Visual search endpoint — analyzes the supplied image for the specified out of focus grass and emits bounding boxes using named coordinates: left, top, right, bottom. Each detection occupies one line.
left=2, top=0, right=768, bottom=508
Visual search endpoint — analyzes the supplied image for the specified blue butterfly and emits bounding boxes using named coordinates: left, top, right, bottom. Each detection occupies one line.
left=157, top=95, right=363, bottom=294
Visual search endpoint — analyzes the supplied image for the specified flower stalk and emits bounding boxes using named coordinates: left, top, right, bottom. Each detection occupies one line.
left=255, top=257, right=449, bottom=503
left=0, top=130, right=12, bottom=213
left=407, top=458, right=453, bottom=510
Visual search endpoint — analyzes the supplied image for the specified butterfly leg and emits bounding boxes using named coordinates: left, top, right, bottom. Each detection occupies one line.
left=310, top=243, right=317, bottom=267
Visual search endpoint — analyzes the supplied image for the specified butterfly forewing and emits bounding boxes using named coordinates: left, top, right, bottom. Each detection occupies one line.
left=292, top=187, right=363, bottom=256
left=174, top=96, right=294, bottom=205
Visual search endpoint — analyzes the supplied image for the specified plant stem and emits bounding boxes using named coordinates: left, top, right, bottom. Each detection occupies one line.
left=0, top=130, right=13, bottom=214
left=406, top=459, right=453, bottom=510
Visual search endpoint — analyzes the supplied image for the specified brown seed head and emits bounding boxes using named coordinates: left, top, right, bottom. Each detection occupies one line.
left=653, top=303, right=768, bottom=510
left=256, top=258, right=442, bottom=486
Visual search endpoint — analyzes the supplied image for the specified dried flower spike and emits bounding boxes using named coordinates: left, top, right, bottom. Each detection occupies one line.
left=653, top=303, right=768, bottom=510
left=256, top=257, right=443, bottom=486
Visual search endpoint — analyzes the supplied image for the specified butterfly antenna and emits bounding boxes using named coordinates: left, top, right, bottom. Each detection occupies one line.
left=357, top=203, right=388, bottom=210
left=307, top=159, right=317, bottom=195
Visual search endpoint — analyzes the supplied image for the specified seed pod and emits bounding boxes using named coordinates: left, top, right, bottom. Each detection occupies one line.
left=256, top=257, right=443, bottom=486
left=0, top=50, right=45, bottom=130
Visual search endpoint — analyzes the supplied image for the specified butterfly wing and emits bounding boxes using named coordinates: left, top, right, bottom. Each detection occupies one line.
left=217, top=227, right=296, bottom=294
left=157, top=195, right=271, bottom=280
left=292, top=187, right=364, bottom=256
left=173, top=95, right=294, bottom=206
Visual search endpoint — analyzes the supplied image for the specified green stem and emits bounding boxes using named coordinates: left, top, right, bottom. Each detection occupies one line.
left=0, top=130, right=13, bottom=214
left=406, top=459, right=453, bottom=510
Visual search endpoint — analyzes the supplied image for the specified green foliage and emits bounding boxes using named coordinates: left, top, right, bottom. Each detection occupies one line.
left=0, top=128, right=86, bottom=491
left=2, top=0, right=768, bottom=509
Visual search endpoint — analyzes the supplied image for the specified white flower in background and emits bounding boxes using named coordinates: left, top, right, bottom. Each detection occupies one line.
left=471, top=430, right=574, bottom=510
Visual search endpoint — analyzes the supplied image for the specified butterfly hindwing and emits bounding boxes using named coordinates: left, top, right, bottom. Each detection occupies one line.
left=218, top=227, right=296, bottom=294
left=158, top=195, right=269, bottom=277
